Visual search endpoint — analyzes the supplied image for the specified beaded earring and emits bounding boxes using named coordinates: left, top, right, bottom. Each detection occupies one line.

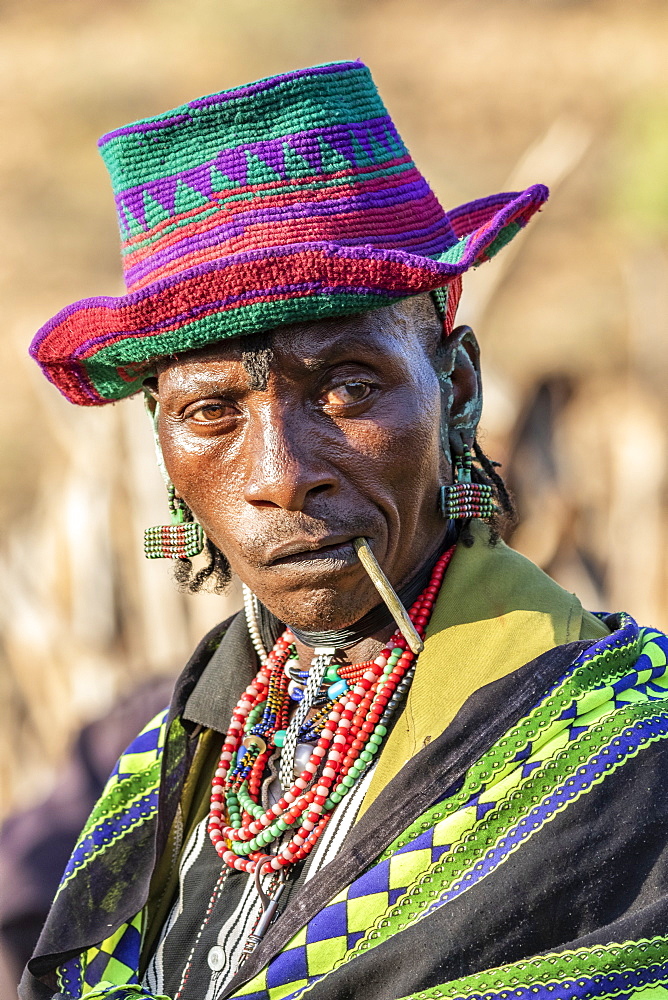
left=439, top=444, right=496, bottom=521
left=144, top=484, right=205, bottom=559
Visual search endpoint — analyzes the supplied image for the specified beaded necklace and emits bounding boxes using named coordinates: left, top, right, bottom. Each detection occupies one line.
left=208, top=547, right=453, bottom=888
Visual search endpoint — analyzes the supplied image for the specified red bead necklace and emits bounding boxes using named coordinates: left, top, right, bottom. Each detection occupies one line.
left=208, top=547, right=454, bottom=877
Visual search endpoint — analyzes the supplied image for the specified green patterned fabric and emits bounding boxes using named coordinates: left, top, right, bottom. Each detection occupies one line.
left=60, top=987, right=169, bottom=1000
left=398, top=937, right=668, bottom=1000
left=55, top=711, right=168, bottom=899
left=22, top=613, right=668, bottom=1000
left=51, top=712, right=169, bottom=997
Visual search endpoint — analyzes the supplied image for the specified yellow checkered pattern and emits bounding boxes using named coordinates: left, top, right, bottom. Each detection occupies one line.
left=82, top=913, right=144, bottom=993
left=233, top=831, right=452, bottom=1000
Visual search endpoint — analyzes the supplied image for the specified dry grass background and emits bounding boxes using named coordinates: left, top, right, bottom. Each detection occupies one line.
left=1, top=0, right=668, bottom=818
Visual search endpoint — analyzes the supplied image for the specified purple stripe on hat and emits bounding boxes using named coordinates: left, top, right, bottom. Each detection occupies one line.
left=98, top=114, right=191, bottom=148
left=185, top=166, right=214, bottom=201
left=115, top=124, right=409, bottom=234
left=120, top=191, right=148, bottom=230
left=288, top=133, right=322, bottom=172
left=372, top=120, right=400, bottom=155
left=122, top=153, right=416, bottom=261
left=325, top=131, right=359, bottom=167
left=246, top=143, right=286, bottom=181
left=122, top=174, right=444, bottom=286
left=356, top=130, right=375, bottom=161
left=124, top=196, right=449, bottom=288
left=142, top=164, right=216, bottom=216
left=125, top=217, right=452, bottom=289
left=214, top=147, right=250, bottom=186
left=251, top=143, right=286, bottom=179
left=143, top=176, right=179, bottom=215
left=188, top=62, right=365, bottom=110
left=236, top=118, right=404, bottom=179
left=137, top=169, right=429, bottom=245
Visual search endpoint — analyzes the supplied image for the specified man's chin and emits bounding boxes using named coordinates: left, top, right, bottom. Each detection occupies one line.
left=248, top=569, right=380, bottom=633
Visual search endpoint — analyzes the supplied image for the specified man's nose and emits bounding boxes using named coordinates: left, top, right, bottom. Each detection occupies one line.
left=243, top=409, right=337, bottom=511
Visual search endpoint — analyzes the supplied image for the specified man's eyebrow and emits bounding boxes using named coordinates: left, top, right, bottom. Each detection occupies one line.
left=296, top=336, right=383, bottom=370
left=159, top=368, right=245, bottom=396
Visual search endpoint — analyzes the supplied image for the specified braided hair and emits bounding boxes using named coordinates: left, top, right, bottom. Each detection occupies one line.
left=454, top=438, right=516, bottom=547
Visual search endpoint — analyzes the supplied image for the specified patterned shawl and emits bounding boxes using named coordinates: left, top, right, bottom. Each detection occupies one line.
left=20, top=612, right=668, bottom=1000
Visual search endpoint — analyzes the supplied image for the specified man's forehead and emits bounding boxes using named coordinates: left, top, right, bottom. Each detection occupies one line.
left=156, top=298, right=436, bottom=378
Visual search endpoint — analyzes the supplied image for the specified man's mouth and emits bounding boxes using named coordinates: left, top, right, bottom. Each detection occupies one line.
left=266, top=534, right=361, bottom=568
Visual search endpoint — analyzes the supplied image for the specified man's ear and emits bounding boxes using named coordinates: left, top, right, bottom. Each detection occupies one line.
left=437, top=325, right=482, bottom=455
left=142, top=376, right=159, bottom=399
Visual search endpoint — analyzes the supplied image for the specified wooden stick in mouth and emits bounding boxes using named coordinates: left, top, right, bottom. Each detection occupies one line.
left=352, top=537, right=424, bottom=655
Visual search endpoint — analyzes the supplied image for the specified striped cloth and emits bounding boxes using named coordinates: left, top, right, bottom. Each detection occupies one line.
left=142, top=768, right=375, bottom=999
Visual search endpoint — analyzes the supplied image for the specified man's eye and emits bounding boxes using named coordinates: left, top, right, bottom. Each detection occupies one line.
left=322, top=382, right=372, bottom=406
left=189, top=403, right=230, bottom=422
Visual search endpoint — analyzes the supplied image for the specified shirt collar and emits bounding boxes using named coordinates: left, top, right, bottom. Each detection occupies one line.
left=182, top=610, right=258, bottom=733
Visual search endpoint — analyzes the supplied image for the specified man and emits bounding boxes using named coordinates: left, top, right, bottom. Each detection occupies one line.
left=23, top=61, right=668, bottom=1000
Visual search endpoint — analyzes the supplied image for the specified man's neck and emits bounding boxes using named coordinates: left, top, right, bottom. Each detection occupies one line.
left=291, top=625, right=397, bottom=671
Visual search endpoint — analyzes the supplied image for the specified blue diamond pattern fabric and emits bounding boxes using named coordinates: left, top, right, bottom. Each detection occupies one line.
left=306, top=902, right=349, bottom=943
left=265, top=944, right=309, bottom=990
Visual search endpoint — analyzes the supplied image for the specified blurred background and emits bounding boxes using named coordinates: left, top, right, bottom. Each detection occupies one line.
left=1, top=0, right=668, bottom=979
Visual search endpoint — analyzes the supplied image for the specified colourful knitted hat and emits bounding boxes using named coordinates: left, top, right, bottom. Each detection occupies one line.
left=30, top=60, right=548, bottom=406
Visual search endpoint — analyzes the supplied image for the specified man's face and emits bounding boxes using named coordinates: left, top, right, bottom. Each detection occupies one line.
left=156, top=302, right=451, bottom=631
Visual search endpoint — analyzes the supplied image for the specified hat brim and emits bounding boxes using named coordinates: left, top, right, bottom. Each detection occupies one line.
left=30, top=184, right=548, bottom=405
